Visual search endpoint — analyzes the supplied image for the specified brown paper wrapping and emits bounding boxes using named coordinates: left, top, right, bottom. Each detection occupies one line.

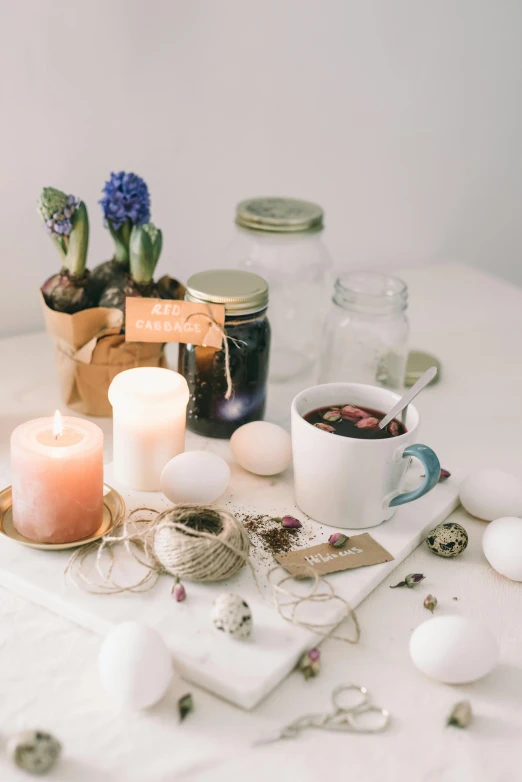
left=41, top=294, right=166, bottom=417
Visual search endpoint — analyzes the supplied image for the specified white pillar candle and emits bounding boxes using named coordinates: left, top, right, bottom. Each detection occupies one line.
left=11, top=412, right=104, bottom=544
left=108, top=367, right=189, bottom=491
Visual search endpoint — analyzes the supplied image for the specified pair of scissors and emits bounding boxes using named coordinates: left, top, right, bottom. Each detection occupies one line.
left=254, top=684, right=390, bottom=745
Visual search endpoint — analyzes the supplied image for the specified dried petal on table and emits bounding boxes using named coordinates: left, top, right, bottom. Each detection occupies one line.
left=439, top=468, right=451, bottom=481
left=178, top=693, right=194, bottom=722
left=298, top=648, right=321, bottom=680
left=329, top=533, right=349, bottom=548
left=390, top=573, right=425, bottom=589
left=424, top=594, right=438, bottom=613
left=172, top=578, right=187, bottom=602
left=447, top=700, right=472, bottom=728
left=280, top=515, right=302, bottom=529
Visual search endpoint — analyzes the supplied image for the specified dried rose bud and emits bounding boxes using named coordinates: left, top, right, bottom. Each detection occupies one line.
left=439, top=468, right=451, bottom=481
left=281, top=515, right=302, bottom=529
left=329, top=532, right=349, bottom=548
left=172, top=579, right=186, bottom=602
left=356, top=416, right=380, bottom=429
left=388, top=421, right=400, bottom=436
left=424, top=594, right=437, bottom=613
left=406, top=573, right=425, bottom=587
left=178, top=693, right=194, bottom=722
left=390, top=573, right=425, bottom=589
left=314, top=422, right=336, bottom=433
left=322, top=410, right=342, bottom=422
left=340, top=405, right=370, bottom=421
left=447, top=700, right=472, bottom=728
left=298, top=647, right=320, bottom=679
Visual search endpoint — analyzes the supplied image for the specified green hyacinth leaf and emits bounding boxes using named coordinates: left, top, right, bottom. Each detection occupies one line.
left=65, top=201, right=89, bottom=277
left=130, top=223, right=155, bottom=284
left=108, top=220, right=131, bottom=263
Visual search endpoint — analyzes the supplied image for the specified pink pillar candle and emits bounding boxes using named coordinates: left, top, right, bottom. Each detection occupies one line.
left=10, top=415, right=104, bottom=544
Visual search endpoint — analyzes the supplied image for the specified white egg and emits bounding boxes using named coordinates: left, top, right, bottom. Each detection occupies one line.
left=98, top=622, right=173, bottom=709
left=161, top=451, right=230, bottom=504
left=410, top=615, right=498, bottom=684
left=483, top=516, right=522, bottom=581
left=230, top=421, right=292, bottom=476
left=459, top=469, right=522, bottom=521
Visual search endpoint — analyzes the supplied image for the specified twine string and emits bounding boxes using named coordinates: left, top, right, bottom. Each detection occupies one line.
left=184, top=311, right=247, bottom=400
left=268, top=563, right=361, bottom=645
left=66, top=507, right=360, bottom=646
left=66, top=505, right=251, bottom=594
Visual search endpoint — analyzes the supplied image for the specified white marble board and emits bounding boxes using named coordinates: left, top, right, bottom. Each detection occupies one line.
left=0, top=432, right=459, bottom=710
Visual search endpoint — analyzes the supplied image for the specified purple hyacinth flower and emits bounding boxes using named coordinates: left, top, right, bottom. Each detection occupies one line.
left=99, top=171, right=151, bottom=230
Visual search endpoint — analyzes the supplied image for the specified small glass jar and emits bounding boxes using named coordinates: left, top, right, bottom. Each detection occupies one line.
left=221, top=197, right=332, bottom=382
left=178, top=270, right=271, bottom=438
left=318, top=272, right=409, bottom=389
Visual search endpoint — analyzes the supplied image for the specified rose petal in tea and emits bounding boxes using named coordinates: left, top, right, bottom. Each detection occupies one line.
left=356, top=417, right=379, bottom=429
left=314, top=422, right=336, bottom=433
left=340, top=405, right=370, bottom=422
left=322, top=410, right=341, bottom=422
left=388, top=421, right=400, bottom=436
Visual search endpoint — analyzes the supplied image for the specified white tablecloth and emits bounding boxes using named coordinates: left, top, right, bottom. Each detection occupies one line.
left=1, top=265, right=521, bottom=782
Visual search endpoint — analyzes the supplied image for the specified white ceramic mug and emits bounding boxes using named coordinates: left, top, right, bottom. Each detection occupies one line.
left=291, top=382, right=440, bottom=529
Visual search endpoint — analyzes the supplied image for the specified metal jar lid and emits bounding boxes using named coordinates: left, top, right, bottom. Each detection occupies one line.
left=236, top=197, right=324, bottom=234
left=185, top=270, right=269, bottom=316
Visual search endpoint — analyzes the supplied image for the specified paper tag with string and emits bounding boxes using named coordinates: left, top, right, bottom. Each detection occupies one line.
left=125, top=298, right=225, bottom=348
left=275, top=534, right=394, bottom=578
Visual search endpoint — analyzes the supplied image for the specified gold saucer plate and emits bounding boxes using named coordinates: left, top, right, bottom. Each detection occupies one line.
left=0, top=484, right=125, bottom=551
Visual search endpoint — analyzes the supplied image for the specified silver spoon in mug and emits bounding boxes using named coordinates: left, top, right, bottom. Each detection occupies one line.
left=378, top=366, right=438, bottom=430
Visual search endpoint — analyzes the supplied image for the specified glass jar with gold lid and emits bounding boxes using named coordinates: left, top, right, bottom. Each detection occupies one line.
left=178, top=269, right=271, bottom=438
left=222, top=197, right=332, bottom=381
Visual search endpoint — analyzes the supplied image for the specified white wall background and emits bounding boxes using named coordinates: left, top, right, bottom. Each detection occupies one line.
left=0, top=0, right=521, bottom=337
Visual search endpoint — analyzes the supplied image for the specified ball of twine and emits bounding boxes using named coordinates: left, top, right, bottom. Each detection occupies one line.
left=65, top=504, right=250, bottom=594
left=152, top=504, right=250, bottom=582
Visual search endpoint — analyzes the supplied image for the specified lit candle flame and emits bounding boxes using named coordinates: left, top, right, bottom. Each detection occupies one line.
left=53, top=409, right=63, bottom=440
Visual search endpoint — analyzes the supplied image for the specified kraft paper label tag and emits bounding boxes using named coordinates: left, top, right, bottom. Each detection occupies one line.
left=125, top=298, right=225, bottom=348
left=275, top=533, right=394, bottom=578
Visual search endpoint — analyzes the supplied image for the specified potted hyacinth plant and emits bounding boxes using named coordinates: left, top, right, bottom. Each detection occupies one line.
left=38, top=188, right=92, bottom=313
left=91, top=171, right=184, bottom=303
left=37, top=173, right=185, bottom=417
left=90, top=171, right=151, bottom=298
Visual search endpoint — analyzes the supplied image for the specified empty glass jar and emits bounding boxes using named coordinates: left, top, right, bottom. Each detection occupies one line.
left=318, top=272, right=409, bottom=389
left=222, top=197, right=332, bottom=382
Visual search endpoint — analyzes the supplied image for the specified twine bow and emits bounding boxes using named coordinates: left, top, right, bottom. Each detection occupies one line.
left=185, top=311, right=246, bottom=400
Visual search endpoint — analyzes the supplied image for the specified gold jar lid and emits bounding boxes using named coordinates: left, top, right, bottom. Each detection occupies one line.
left=236, top=197, right=324, bottom=234
left=185, top=270, right=269, bottom=316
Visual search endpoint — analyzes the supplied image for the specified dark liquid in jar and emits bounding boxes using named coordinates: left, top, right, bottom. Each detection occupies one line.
left=178, top=310, right=271, bottom=438
left=303, top=403, right=406, bottom=440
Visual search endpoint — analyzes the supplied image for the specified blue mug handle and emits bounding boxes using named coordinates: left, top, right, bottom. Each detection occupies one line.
left=389, top=444, right=441, bottom=507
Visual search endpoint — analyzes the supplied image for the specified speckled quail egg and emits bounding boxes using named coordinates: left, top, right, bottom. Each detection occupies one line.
left=7, top=730, right=62, bottom=775
left=426, top=522, right=468, bottom=558
left=212, top=593, right=252, bottom=639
